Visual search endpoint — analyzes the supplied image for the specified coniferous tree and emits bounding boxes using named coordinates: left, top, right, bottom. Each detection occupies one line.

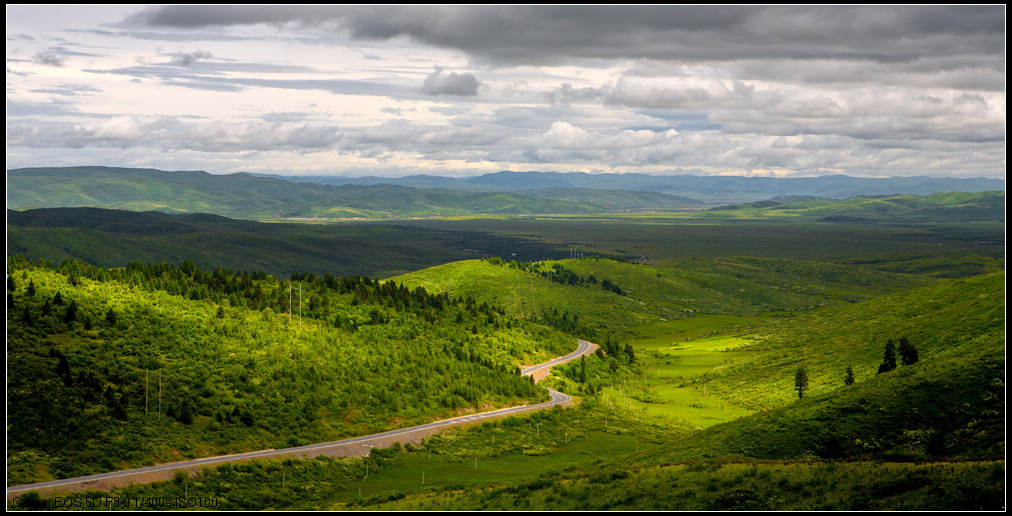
left=898, top=336, right=919, bottom=365
left=795, top=367, right=809, bottom=399
left=877, top=339, right=897, bottom=374
left=844, top=365, right=855, bottom=386
left=64, top=299, right=78, bottom=324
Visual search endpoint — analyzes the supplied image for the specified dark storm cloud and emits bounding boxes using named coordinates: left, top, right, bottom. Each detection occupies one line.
left=125, top=5, right=1005, bottom=68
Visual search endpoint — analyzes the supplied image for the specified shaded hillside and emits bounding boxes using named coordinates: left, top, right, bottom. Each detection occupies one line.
left=6, top=208, right=570, bottom=279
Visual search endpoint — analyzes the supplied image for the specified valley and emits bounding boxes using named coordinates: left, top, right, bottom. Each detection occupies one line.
left=5, top=169, right=1005, bottom=511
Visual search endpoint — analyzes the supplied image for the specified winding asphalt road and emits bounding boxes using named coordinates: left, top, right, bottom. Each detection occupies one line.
left=6, top=339, right=597, bottom=501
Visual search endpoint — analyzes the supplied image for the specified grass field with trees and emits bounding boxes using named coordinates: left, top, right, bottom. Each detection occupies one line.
left=4, top=175, right=1005, bottom=510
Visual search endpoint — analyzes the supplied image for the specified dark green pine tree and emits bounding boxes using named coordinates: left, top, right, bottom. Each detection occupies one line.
left=795, top=367, right=809, bottom=399
left=844, top=365, right=855, bottom=385
left=64, top=299, right=78, bottom=324
left=877, top=339, right=897, bottom=374
left=898, top=336, right=919, bottom=365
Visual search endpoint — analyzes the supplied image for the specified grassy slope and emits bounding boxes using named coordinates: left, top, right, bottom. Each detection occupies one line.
left=362, top=271, right=1005, bottom=510
left=701, top=272, right=1005, bottom=411
left=391, top=257, right=928, bottom=336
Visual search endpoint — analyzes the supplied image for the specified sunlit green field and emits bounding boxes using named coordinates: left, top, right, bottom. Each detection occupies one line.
left=598, top=323, right=759, bottom=428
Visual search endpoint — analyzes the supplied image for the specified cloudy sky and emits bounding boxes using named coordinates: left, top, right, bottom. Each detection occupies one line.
left=6, top=5, right=1006, bottom=178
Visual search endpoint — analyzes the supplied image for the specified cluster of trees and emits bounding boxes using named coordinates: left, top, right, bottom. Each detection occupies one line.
left=876, top=337, right=919, bottom=374
left=596, top=334, right=636, bottom=365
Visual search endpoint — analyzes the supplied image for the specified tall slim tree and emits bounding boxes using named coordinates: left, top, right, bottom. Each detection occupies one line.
left=64, top=299, right=78, bottom=324
left=878, top=339, right=897, bottom=374
left=844, top=365, right=855, bottom=386
left=795, top=367, right=809, bottom=399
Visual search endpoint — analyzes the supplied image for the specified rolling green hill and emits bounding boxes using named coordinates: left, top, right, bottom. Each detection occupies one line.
left=700, top=191, right=1005, bottom=222
left=6, top=166, right=702, bottom=219
left=390, top=257, right=928, bottom=336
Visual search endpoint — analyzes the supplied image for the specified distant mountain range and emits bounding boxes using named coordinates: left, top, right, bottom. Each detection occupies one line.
left=7, top=166, right=1004, bottom=220
left=256, top=170, right=1005, bottom=202
left=7, top=166, right=702, bottom=219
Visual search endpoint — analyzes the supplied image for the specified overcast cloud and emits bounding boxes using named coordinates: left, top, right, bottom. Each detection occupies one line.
left=5, top=5, right=1006, bottom=178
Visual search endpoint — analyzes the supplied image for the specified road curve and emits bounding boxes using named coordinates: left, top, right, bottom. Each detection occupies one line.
left=6, top=339, right=598, bottom=500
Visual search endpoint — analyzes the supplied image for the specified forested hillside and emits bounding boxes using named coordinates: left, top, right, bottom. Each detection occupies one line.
left=6, top=256, right=574, bottom=485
